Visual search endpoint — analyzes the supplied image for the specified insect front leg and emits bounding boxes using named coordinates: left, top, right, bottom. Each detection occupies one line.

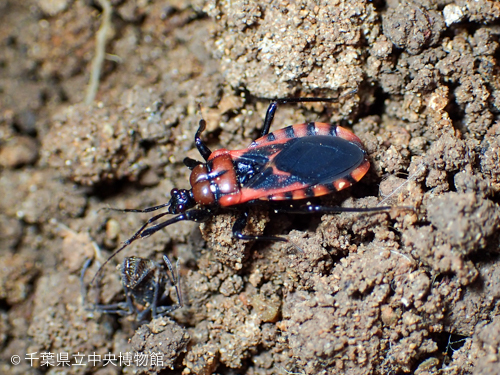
left=194, top=119, right=212, bottom=161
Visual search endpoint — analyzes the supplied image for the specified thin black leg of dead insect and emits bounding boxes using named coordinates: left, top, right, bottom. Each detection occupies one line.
left=261, top=96, right=357, bottom=136
left=162, top=255, right=183, bottom=308
left=194, top=119, right=212, bottom=161
left=232, top=209, right=288, bottom=242
left=94, top=300, right=133, bottom=316
left=85, top=260, right=136, bottom=317
left=153, top=256, right=182, bottom=318
left=80, top=258, right=94, bottom=307
left=81, top=258, right=131, bottom=315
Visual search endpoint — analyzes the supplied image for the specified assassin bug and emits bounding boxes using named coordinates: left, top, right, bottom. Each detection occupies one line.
left=83, top=255, right=182, bottom=321
left=94, top=97, right=397, bottom=280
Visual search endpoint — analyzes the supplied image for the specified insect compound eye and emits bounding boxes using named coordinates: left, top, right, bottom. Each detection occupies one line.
left=168, top=188, right=194, bottom=214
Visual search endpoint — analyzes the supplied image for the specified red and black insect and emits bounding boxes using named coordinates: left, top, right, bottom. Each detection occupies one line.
left=96, top=97, right=393, bottom=277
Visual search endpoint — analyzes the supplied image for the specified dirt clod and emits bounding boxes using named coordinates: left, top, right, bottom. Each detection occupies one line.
left=130, top=317, right=190, bottom=372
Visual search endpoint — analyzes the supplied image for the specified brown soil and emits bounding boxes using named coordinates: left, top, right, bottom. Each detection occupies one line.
left=1, top=0, right=499, bottom=374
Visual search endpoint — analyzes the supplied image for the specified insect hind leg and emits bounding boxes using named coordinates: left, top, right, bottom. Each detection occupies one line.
left=272, top=204, right=414, bottom=215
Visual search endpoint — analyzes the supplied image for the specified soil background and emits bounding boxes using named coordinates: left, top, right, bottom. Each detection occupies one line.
left=1, top=0, right=500, bottom=374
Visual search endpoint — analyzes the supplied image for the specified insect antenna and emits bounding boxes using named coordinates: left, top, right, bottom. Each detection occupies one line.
left=99, top=202, right=171, bottom=214
left=91, top=208, right=172, bottom=286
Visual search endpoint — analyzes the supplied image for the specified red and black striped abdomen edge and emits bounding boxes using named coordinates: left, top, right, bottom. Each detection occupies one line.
left=242, top=122, right=371, bottom=202
left=250, top=122, right=363, bottom=148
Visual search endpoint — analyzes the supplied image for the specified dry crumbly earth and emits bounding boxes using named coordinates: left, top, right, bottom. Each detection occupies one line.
left=0, top=0, right=500, bottom=374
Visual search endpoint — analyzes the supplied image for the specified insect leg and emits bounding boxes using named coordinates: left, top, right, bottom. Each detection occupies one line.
left=183, top=157, right=203, bottom=170
left=232, top=209, right=288, bottom=242
left=93, top=278, right=136, bottom=316
left=144, top=266, right=162, bottom=320
left=261, top=102, right=279, bottom=136
left=80, top=258, right=94, bottom=307
left=195, top=119, right=212, bottom=161
left=261, top=95, right=357, bottom=136
left=155, top=256, right=183, bottom=317
left=272, top=204, right=408, bottom=214
left=81, top=258, right=134, bottom=315
left=94, top=301, right=133, bottom=316
left=163, top=255, right=183, bottom=309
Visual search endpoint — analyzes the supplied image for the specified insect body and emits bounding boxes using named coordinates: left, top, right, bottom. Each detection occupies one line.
left=97, top=97, right=391, bottom=276
left=85, top=255, right=182, bottom=321
left=196, top=122, right=370, bottom=207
